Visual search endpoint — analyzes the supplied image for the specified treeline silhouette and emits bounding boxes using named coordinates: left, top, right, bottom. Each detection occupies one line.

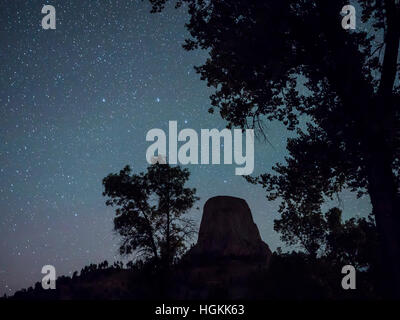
left=4, top=249, right=381, bottom=300
left=5, top=260, right=158, bottom=300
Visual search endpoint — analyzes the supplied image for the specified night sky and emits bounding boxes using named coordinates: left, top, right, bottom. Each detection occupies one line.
left=0, top=0, right=371, bottom=296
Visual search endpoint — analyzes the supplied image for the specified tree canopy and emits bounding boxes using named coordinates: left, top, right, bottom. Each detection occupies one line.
left=102, top=163, right=199, bottom=267
left=275, top=206, right=379, bottom=270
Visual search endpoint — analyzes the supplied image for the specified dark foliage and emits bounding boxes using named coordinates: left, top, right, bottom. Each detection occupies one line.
left=102, top=163, right=199, bottom=267
left=275, top=207, right=379, bottom=269
left=250, top=251, right=380, bottom=300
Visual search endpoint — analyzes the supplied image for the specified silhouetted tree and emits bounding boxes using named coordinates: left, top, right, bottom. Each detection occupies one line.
left=325, top=209, right=379, bottom=271
left=274, top=206, right=328, bottom=259
left=275, top=206, right=379, bottom=270
left=148, top=0, right=400, bottom=297
left=103, top=163, right=199, bottom=268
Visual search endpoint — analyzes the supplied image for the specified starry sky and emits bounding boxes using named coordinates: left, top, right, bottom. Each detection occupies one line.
left=0, top=0, right=372, bottom=296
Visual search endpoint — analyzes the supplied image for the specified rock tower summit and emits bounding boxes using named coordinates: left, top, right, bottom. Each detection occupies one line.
left=190, top=196, right=271, bottom=264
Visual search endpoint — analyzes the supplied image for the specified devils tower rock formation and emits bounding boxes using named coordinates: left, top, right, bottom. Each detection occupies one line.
left=190, top=196, right=272, bottom=263
left=173, top=196, right=272, bottom=299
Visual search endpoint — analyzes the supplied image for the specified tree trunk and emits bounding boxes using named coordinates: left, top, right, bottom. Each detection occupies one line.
left=367, top=144, right=400, bottom=298
left=368, top=0, right=400, bottom=299
left=166, top=169, right=171, bottom=269
left=141, top=209, right=159, bottom=262
left=166, top=197, right=170, bottom=268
